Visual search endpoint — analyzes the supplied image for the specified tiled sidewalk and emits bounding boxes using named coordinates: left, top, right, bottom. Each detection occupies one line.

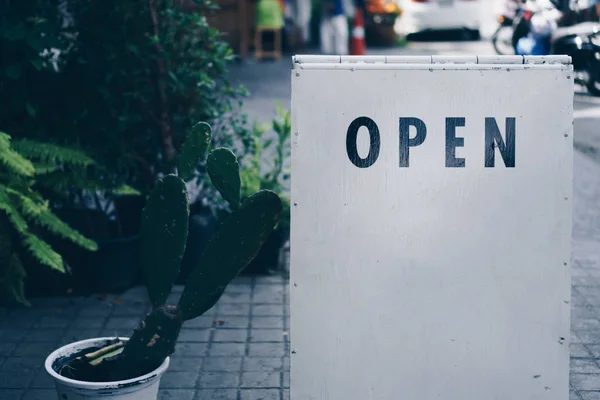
left=0, top=274, right=290, bottom=400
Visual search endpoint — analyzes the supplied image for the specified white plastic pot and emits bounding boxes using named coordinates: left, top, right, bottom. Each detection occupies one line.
left=45, top=337, right=170, bottom=400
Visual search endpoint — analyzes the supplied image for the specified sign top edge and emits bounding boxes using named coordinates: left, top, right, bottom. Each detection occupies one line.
left=291, top=55, right=572, bottom=67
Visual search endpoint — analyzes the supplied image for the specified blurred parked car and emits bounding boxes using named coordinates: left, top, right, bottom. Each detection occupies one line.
left=393, top=0, right=482, bottom=39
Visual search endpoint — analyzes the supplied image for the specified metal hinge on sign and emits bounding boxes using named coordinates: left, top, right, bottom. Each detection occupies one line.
left=291, top=55, right=572, bottom=67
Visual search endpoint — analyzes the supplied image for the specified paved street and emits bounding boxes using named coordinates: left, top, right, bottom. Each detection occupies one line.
left=1, top=37, right=600, bottom=399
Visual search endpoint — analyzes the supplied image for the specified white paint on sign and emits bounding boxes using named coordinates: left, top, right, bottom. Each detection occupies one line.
left=290, top=55, right=573, bottom=400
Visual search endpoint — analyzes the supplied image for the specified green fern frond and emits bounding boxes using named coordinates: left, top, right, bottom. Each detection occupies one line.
left=11, top=138, right=96, bottom=168
left=32, top=161, right=60, bottom=174
left=112, top=184, right=141, bottom=196
left=0, top=187, right=29, bottom=235
left=22, top=233, right=65, bottom=273
left=2, top=254, right=30, bottom=307
left=6, top=188, right=98, bottom=252
left=0, top=132, right=35, bottom=177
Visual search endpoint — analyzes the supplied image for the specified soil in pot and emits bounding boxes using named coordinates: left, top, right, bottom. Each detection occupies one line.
left=53, top=338, right=128, bottom=382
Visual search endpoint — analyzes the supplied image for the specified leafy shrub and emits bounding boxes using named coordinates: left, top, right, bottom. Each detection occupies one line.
left=0, top=132, right=99, bottom=306
left=1, top=0, right=253, bottom=212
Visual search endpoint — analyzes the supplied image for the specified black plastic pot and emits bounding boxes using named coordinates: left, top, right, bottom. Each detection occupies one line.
left=38, top=208, right=143, bottom=295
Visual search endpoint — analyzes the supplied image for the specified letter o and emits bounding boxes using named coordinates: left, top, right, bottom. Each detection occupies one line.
left=346, top=116, right=381, bottom=168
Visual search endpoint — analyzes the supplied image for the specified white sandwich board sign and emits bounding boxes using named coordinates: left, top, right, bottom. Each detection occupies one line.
left=289, top=55, right=573, bottom=399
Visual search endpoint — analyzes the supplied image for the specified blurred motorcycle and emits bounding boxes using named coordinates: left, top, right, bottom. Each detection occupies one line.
left=492, top=0, right=523, bottom=54
left=551, top=22, right=600, bottom=96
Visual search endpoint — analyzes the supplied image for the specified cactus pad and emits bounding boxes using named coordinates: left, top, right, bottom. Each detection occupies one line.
left=178, top=122, right=212, bottom=182
left=207, top=148, right=241, bottom=209
left=178, top=190, right=282, bottom=320
left=139, top=174, right=190, bottom=308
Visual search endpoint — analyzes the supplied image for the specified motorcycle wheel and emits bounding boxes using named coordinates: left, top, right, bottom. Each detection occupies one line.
left=586, top=58, right=600, bottom=97
left=492, top=25, right=515, bottom=55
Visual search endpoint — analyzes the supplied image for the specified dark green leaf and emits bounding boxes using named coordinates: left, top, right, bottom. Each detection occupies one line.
left=207, top=148, right=241, bottom=209
left=178, top=122, right=212, bottom=181
left=139, top=174, right=189, bottom=307
left=178, top=190, right=282, bottom=320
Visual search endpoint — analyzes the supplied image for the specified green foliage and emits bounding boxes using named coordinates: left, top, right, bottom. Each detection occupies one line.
left=0, top=0, right=253, bottom=207
left=240, top=103, right=291, bottom=236
left=0, top=131, right=99, bottom=306
left=140, top=175, right=190, bottom=308
left=178, top=190, right=281, bottom=320
left=70, top=121, right=282, bottom=382
left=207, top=148, right=241, bottom=209
left=178, top=121, right=212, bottom=182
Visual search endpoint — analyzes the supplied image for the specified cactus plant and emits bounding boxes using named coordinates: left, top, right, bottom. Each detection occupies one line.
left=57, top=121, right=283, bottom=382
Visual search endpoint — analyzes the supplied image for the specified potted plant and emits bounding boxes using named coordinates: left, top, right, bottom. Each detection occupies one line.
left=44, top=121, right=282, bottom=399
left=239, top=103, right=291, bottom=274
left=0, top=131, right=102, bottom=306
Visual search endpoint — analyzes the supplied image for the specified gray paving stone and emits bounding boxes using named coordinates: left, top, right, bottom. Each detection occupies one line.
left=176, top=343, right=209, bottom=357
left=213, top=329, right=248, bottom=343
left=77, top=304, right=114, bottom=317
left=572, top=344, right=594, bottom=358
left=98, top=328, right=135, bottom=339
left=60, top=328, right=103, bottom=345
left=212, top=317, right=250, bottom=329
left=588, top=345, right=600, bottom=358
left=571, top=358, right=600, bottom=373
left=249, top=329, right=287, bottom=343
left=105, top=316, right=142, bottom=330
left=0, top=344, right=15, bottom=358
left=251, top=317, right=284, bottom=329
left=219, top=292, right=252, bottom=304
left=248, top=343, right=285, bottom=357
left=0, top=371, right=34, bottom=389
left=33, top=315, right=70, bottom=329
left=217, top=303, right=251, bottom=316
left=178, top=329, right=212, bottom=342
left=13, top=342, right=57, bottom=359
left=202, top=357, right=243, bottom=372
left=71, top=316, right=107, bottom=329
left=252, top=285, right=285, bottom=304
left=572, top=374, right=600, bottom=390
left=283, top=357, right=290, bottom=371
left=0, top=389, right=23, bottom=400
left=198, top=372, right=240, bottom=388
left=241, top=371, right=280, bottom=388
left=30, top=370, right=54, bottom=389
left=22, top=389, right=55, bottom=400
left=252, top=305, right=285, bottom=316
left=240, top=388, right=280, bottom=400
left=581, top=392, right=600, bottom=400
left=24, top=328, right=63, bottom=343
left=158, top=388, right=196, bottom=400
left=161, top=371, right=198, bottom=388
left=283, top=372, right=289, bottom=388
left=209, top=343, right=246, bottom=357
left=283, top=389, right=290, bottom=400
left=573, top=319, right=600, bottom=331
left=225, top=283, right=253, bottom=294
left=0, top=329, right=26, bottom=341
left=112, top=303, right=151, bottom=317
left=243, top=357, right=284, bottom=372
left=168, top=357, right=203, bottom=372
left=195, top=388, right=238, bottom=399
left=185, top=316, right=216, bottom=329
left=576, top=331, right=600, bottom=345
